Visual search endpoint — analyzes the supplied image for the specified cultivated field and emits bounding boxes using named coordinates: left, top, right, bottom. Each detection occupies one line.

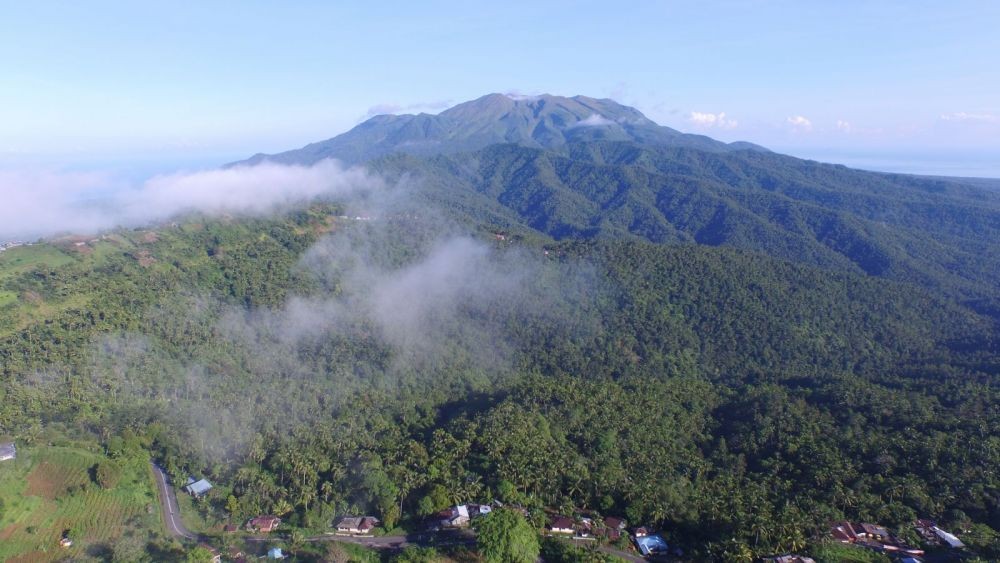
left=0, top=445, right=160, bottom=562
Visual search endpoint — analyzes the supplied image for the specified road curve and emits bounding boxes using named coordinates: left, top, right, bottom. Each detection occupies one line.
left=151, top=462, right=199, bottom=541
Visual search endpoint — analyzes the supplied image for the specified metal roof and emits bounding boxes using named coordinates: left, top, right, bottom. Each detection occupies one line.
left=185, top=478, right=213, bottom=495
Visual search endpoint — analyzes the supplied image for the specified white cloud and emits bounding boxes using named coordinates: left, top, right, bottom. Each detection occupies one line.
left=571, top=114, right=616, bottom=128
left=0, top=160, right=379, bottom=241
left=836, top=119, right=852, bottom=133
left=940, top=112, right=998, bottom=123
left=688, top=111, right=738, bottom=129
left=504, top=92, right=542, bottom=102
left=786, top=115, right=813, bottom=130
left=363, top=100, right=452, bottom=119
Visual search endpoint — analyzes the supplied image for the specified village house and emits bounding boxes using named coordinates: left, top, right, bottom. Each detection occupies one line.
left=634, top=533, right=669, bottom=557
left=831, top=521, right=858, bottom=543
left=247, top=515, right=282, bottom=533
left=183, top=477, right=212, bottom=497
left=469, top=503, right=493, bottom=518
left=932, top=526, right=964, bottom=549
left=831, top=521, right=924, bottom=557
left=914, top=519, right=965, bottom=549
left=439, top=505, right=471, bottom=528
left=0, top=442, right=15, bottom=462
left=858, top=523, right=892, bottom=542
left=603, top=516, right=626, bottom=540
left=335, top=516, right=379, bottom=534
left=549, top=516, right=575, bottom=534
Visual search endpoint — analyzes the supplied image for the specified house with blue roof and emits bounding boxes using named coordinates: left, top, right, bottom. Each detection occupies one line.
left=184, top=477, right=213, bottom=497
left=635, top=533, right=669, bottom=557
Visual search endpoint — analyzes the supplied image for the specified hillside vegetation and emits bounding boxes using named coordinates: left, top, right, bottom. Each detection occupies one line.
left=3, top=93, right=1000, bottom=561
left=0, top=203, right=998, bottom=560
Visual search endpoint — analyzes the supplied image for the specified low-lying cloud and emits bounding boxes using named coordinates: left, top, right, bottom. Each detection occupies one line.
left=0, top=160, right=378, bottom=241
left=363, top=100, right=453, bottom=119
left=572, top=114, right=616, bottom=128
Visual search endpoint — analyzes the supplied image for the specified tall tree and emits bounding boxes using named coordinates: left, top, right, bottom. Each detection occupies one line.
left=473, top=508, right=540, bottom=563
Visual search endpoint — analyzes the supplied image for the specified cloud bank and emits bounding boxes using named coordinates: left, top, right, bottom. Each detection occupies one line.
left=0, top=160, right=378, bottom=241
left=940, top=112, right=998, bottom=124
left=688, top=111, right=738, bottom=129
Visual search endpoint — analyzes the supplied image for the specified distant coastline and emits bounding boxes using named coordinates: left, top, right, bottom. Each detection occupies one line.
left=779, top=149, right=1000, bottom=179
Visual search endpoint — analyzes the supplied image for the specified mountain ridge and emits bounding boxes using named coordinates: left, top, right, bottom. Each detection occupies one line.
left=235, top=93, right=768, bottom=167
left=234, top=93, right=1000, bottom=305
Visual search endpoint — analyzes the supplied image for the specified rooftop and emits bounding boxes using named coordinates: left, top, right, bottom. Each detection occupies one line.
left=185, top=478, right=213, bottom=495
left=635, top=534, right=669, bottom=556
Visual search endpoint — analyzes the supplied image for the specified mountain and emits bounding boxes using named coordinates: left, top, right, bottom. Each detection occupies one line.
left=369, top=142, right=1000, bottom=305
left=236, top=93, right=767, bottom=167
left=7, top=95, right=1000, bottom=561
left=236, top=93, right=1000, bottom=306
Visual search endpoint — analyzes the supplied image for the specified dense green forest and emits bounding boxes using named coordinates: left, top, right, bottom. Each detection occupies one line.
left=4, top=94, right=1000, bottom=561
left=2, top=198, right=999, bottom=561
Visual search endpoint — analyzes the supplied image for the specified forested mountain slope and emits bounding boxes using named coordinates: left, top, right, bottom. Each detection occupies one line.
left=239, top=94, right=1000, bottom=309
left=1, top=208, right=999, bottom=559
left=4, top=93, right=1000, bottom=560
left=369, top=141, right=1000, bottom=306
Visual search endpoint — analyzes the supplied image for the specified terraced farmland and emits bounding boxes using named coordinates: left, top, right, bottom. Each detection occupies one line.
left=0, top=445, right=160, bottom=562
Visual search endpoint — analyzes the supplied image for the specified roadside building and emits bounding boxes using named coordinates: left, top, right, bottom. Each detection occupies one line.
left=335, top=516, right=379, bottom=534
left=635, top=534, right=669, bottom=556
left=469, top=503, right=493, bottom=518
left=858, top=523, right=892, bottom=542
left=183, top=478, right=213, bottom=497
left=603, top=516, right=626, bottom=540
left=439, top=505, right=471, bottom=528
left=0, top=442, right=15, bottom=461
left=549, top=516, right=575, bottom=534
left=932, top=526, right=965, bottom=548
left=248, top=515, right=282, bottom=533
left=831, top=521, right=859, bottom=543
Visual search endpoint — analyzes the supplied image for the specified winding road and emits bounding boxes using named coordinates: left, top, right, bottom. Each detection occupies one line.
left=150, top=461, right=645, bottom=561
left=151, top=462, right=199, bottom=541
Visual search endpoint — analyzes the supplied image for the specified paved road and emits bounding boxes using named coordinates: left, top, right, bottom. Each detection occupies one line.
left=150, top=462, right=199, bottom=541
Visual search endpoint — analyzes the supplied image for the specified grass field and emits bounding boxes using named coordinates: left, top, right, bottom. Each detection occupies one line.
left=0, top=290, right=16, bottom=307
left=0, top=445, right=160, bottom=562
left=0, top=243, right=96, bottom=337
left=0, top=245, right=76, bottom=284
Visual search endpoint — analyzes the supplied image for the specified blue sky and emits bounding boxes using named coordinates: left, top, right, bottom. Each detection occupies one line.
left=1, top=0, right=998, bottom=176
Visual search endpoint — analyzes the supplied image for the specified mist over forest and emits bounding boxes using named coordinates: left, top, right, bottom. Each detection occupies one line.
left=3, top=93, right=1000, bottom=563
